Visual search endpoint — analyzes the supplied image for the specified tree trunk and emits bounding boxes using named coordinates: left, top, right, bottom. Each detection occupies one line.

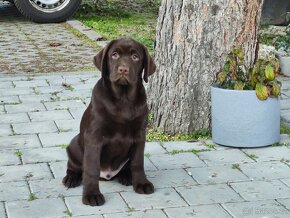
left=148, top=0, right=264, bottom=134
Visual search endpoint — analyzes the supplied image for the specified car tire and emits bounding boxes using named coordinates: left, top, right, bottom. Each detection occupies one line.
left=13, top=0, right=81, bottom=23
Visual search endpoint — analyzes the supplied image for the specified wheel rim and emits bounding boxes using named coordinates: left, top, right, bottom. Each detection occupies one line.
left=29, top=0, right=71, bottom=13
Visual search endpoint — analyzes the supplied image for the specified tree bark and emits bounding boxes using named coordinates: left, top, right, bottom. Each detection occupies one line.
left=148, top=0, right=264, bottom=134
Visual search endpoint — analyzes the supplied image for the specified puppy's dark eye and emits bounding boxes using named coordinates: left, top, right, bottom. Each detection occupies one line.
left=132, top=54, right=140, bottom=61
left=112, top=52, right=120, bottom=59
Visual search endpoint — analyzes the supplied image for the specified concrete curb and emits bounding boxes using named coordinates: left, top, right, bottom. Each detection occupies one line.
left=66, top=19, right=108, bottom=48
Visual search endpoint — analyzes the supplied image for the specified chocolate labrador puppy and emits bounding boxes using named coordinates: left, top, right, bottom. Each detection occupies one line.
left=62, top=38, right=156, bottom=206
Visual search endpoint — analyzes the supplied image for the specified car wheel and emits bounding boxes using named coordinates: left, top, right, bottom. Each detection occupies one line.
left=13, top=0, right=81, bottom=23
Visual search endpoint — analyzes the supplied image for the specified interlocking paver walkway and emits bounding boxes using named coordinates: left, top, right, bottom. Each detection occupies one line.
left=1, top=3, right=290, bottom=218
left=0, top=3, right=99, bottom=74
left=0, top=71, right=289, bottom=218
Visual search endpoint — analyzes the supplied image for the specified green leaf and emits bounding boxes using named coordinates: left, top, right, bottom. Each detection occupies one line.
left=265, top=65, right=275, bottom=81
left=234, top=81, right=245, bottom=90
left=255, top=83, right=268, bottom=100
left=271, top=82, right=281, bottom=97
left=233, top=47, right=244, bottom=61
left=217, top=71, right=227, bottom=83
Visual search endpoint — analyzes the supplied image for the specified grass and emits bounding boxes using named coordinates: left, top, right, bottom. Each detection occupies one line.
left=64, top=23, right=101, bottom=51
left=59, top=144, right=69, bottom=149
left=76, top=1, right=159, bottom=52
left=231, top=163, right=240, bottom=170
left=281, top=122, right=290, bottom=134
left=146, top=129, right=211, bottom=142
left=58, top=128, right=72, bottom=133
left=15, top=150, right=22, bottom=157
left=62, top=82, right=75, bottom=91
left=246, top=153, right=258, bottom=159
left=167, top=148, right=209, bottom=155
left=64, top=210, right=73, bottom=217
left=28, top=193, right=37, bottom=201
left=144, top=152, right=151, bottom=158
left=127, top=207, right=135, bottom=213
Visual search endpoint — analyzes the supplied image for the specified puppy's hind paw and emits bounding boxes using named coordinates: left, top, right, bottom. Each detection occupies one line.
left=82, top=193, right=105, bottom=206
left=62, top=171, right=82, bottom=188
left=117, top=168, right=132, bottom=186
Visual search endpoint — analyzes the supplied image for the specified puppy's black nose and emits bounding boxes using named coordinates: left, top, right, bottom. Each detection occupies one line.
left=118, top=66, right=129, bottom=75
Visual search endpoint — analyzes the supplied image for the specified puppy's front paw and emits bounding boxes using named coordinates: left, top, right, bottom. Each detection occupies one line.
left=82, top=193, right=105, bottom=206
left=134, top=180, right=154, bottom=194
left=62, top=171, right=82, bottom=188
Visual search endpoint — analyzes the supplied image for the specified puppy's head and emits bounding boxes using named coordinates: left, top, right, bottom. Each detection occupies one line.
left=93, top=38, right=156, bottom=85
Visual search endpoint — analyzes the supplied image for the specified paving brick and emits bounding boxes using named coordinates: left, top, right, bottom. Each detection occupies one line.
left=19, top=93, right=53, bottom=103
left=34, top=86, right=64, bottom=95
left=0, top=87, right=34, bottom=96
left=121, top=188, right=187, bottom=210
left=72, top=215, right=103, bottom=218
left=6, top=198, right=67, bottom=218
left=0, top=204, right=5, bottom=218
left=277, top=198, right=290, bottom=211
left=0, top=113, right=30, bottom=124
left=55, top=119, right=81, bottom=132
left=188, top=165, right=249, bottom=185
left=162, top=141, right=211, bottom=152
left=14, top=80, right=48, bottom=88
left=201, top=139, right=230, bottom=151
left=39, top=131, right=78, bottom=147
left=22, top=147, right=67, bottom=164
left=105, top=210, right=167, bottom=218
left=0, top=124, right=12, bottom=136
left=282, top=178, right=290, bottom=187
left=281, top=110, right=290, bottom=123
left=49, top=161, right=67, bottom=178
left=144, top=156, right=158, bottom=171
left=147, top=169, right=196, bottom=188
left=280, top=134, right=290, bottom=144
left=240, top=161, right=290, bottom=180
left=165, top=204, right=232, bottom=218
left=0, top=181, right=30, bottom=201
left=197, top=150, right=254, bottom=166
left=66, top=193, right=128, bottom=216
left=231, top=180, right=290, bottom=201
left=0, top=81, right=13, bottom=89
left=243, top=146, right=290, bottom=162
left=0, top=134, right=41, bottom=150
left=28, top=110, right=73, bottom=122
left=44, top=99, right=86, bottom=110
left=176, top=184, right=243, bottom=205
left=0, top=163, right=52, bottom=182
left=281, top=99, right=290, bottom=110
left=5, top=102, right=46, bottom=113
left=149, top=153, right=206, bottom=170
left=0, top=105, right=5, bottom=113
left=144, top=142, right=167, bottom=155
left=69, top=108, right=85, bottom=119
left=13, top=121, right=58, bottom=134
left=29, top=178, right=81, bottom=199
left=84, top=97, right=91, bottom=106
left=0, top=150, right=21, bottom=166
left=223, top=200, right=290, bottom=218
left=0, top=95, right=20, bottom=104
left=57, top=90, right=91, bottom=101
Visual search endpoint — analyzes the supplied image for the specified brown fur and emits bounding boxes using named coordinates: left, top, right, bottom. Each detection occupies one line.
left=62, top=38, right=156, bottom=206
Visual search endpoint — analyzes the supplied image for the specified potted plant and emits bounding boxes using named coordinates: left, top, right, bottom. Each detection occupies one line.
left=275, top=30, right=290, bottom=77
left=211, top=47, right=281, bottom=147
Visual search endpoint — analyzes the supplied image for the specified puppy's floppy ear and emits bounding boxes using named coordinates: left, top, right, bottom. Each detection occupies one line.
left=93, top=40, right=116, bottom=78
left=142, top=45, right=156, bottom=83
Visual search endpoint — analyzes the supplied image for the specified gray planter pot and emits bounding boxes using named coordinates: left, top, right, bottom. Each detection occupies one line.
left=276, top=53, right=290, bottom=77
left=211, top=86, right=280, bottom=148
